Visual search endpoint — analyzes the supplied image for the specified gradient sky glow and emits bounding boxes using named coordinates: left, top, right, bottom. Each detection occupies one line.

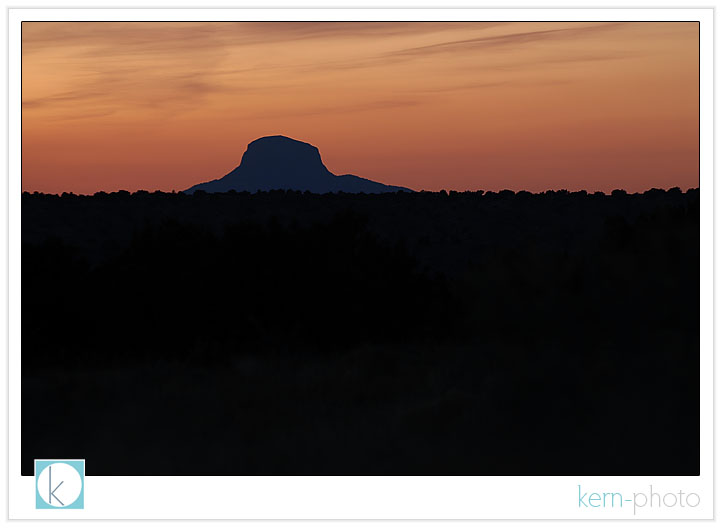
left=22, top=22, right=699, bottom=194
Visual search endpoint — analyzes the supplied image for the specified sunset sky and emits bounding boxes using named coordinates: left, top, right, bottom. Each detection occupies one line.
left=22, top=22, right=699, bottom=194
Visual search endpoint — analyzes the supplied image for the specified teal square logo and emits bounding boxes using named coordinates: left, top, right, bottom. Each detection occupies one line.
left=35, top=459, right=84, bottom=509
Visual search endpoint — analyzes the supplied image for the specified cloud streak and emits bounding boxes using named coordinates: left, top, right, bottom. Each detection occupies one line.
left=21, top=22, right=633, bottom=120
left=385, top=22, right=623, bottom=58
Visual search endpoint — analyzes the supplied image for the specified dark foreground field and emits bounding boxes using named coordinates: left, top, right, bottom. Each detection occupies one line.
left=22, top=188, right=699, bottom=475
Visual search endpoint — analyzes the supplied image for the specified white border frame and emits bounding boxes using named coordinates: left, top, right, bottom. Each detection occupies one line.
left=7, top=8, right=713, bottom=520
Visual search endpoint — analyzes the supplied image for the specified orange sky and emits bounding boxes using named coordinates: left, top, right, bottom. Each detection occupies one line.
left=22, top=22, right=699, bottom=194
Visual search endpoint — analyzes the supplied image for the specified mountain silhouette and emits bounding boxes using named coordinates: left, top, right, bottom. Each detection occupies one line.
left=185, top=135, right=413, bottom=194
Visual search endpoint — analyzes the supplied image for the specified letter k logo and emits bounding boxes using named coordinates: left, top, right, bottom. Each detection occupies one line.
left=35, top=460, right=84, bottom=509
left=47, top=465, right=65, bottom=506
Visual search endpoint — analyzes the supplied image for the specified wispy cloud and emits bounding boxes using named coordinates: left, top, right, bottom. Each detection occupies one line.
left=22, top=22, right=496, bottom=56
left=385, top=22, right=623, bottom=59
left=17, top=22, right=664, bottom=121
left=22, top=90, right=108, bottom=109
left=237, top=23, right=630, bottom=79
left=246, top=98, right=422, bottom=120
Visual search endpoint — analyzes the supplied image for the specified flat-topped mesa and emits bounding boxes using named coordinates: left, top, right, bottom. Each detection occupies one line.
left=184, top=135, right=412, bottom=194
left=240, top=135, right=326, bottom=176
